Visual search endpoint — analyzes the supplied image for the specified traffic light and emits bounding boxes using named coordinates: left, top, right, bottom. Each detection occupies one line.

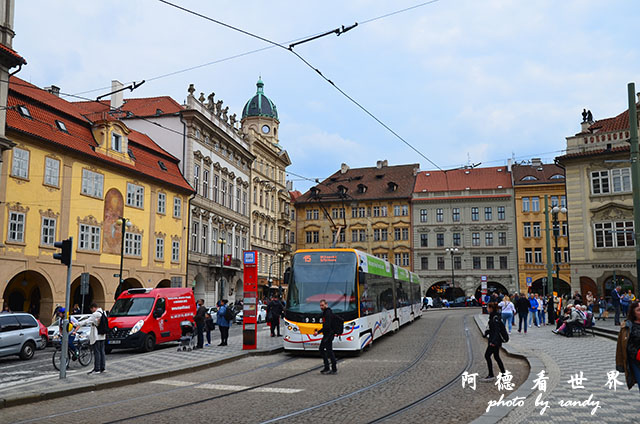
left=53, top=238, right=72, bottom=266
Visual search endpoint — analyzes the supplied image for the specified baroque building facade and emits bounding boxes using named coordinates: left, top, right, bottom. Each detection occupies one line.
left=557, top=103, right=639, bottom=297
left=412, top=166, right=518, bottom=299
left=241, top=79, right=292, bottom=298
left=294, top=161, right=419, bottom=270
left=512, top=160, right=570, bottom=295
left=1, top=77, right=193, bottom=323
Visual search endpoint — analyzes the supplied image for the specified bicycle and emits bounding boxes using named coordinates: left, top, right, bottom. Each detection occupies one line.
left=52, top=337, right=93, bottom=370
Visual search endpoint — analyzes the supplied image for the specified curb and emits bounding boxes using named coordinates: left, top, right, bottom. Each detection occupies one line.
left=469, top=315, right=544, bottom=424
left=0, top=346, right=283, bottom=409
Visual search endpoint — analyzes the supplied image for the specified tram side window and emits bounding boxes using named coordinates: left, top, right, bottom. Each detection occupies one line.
left=396, top=280, right=410, bottom=307
left=363, top=273, right=394, bottom=314
left=411, top=282, right=420, bottom=304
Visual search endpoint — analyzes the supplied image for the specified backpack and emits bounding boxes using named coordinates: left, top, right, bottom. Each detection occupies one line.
left=224, top=306, right=236, bottom=322
left=97, top=311, right=109, bottom=335
left=499, top=319, right=509, bottom=343
left=332, top=314, right=344, bottom=336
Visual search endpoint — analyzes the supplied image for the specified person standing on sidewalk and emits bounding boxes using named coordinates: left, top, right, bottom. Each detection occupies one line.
left=267, top=295, right=284, bottom=337
left=217, top=299, right=231, bottom=346
left=616, top=301, right=640, bottom=393
left=498, top=296, right=515, bottom=333
left=482, top=302, right=508, bottom=381
left=535, top=293, right=545, bottom=326
left=528, top=293, right=539, bottom=328
left=313, top=299, right=338, bottom=375
left=204, top=312, right=215, bottom=347
left=84, top=302, right=106, bottom=375
left=194, top=299, right=206, bottom=349
left=612, top=285, right=623, bottom=325
left=516, top=293, right=530, bottom=334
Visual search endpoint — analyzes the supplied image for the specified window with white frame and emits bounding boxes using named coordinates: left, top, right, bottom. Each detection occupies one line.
left=533, top=222, right=541, bottom=238
left=453, top=232, right=461, bottom=246
left=8, top=212, right=25, bottom=242
left=420, top=233, right=428, bottom=247
left=402, top=253, right=410, bottom=266
left=79, top=224, right=100, bottom=251
left=485, top=207, right=492, bottom=221
left=41, top=217, right=56, bottom=245
left=594, top=221, right=635, bottom=248
left=221, top=179, right=227, bottom=207
left=81, top=169, right=104, bottom=198
left=172, top=240, right=180, bottom=262
left=380, top=206, right=388, bottom=217
left=111, top=132, right=122, bottom=152
left=436, top=208, right=443, bottom=222
left=497, top=206, right=505, bottom=220
left=157, top=193, right=166, bottom=214
left=472, top=232, right=480, bottom=246
left=173, top=197, right=181, bottom=218
left=534, top=248, right=542, bottom=264
left=591, top=168, right=631, bottom=195
left=452, top=208, right=460, bottom=222
left=214, top=175, right=220, bottom=203
left=420, top=209, right=427, bottom=222
left=471, top=207, right=479, bottom=221
left=202, top=169, right=209, bottom=198
left=11, top=148, right=29, bottom=179
left=531, top=197, right=540, bottom=212
left=394, top=253, right=402, bottom=266
left=201, top=224, right=208, bottom=254
left=242, top=191, right=247, bottom=215
left=156, top=238, right=164, bottom=260
left=124, top=232, right=142, bottom=256
left=126, top=183, right=144, bottom=208
left=191, top=221, right=199, bottom=252
left=523, top=222, right=531, bottom=238
left=498, top=232, right=507, bottom=246
left=485, top=232, right=493, bottom=246
left=44, top=157, right=60, bottom=186
left=522, top=197, right=530, bottom=212
left=611, top=168, right=632, bottom=193
left=236, top=187, right=241, bottom=212
left=229, top=183, right=234, bottom=209
left=524, top=248, right=533, bottom=264
left=193, top=164, right=200, bottom=194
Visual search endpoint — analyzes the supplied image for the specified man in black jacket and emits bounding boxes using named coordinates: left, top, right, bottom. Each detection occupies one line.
left=267, top=295, right=284, bottom=337
left=515, top=293, right=530, bottom=334
left=194, top=299, right=206, bottom=349
left=313, top=299, right=337, bottom=374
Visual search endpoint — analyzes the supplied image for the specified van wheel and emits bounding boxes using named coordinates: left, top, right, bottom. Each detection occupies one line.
left=141, top=334, right=155, bottom=352
left=20, top=341, right=36, bottom=360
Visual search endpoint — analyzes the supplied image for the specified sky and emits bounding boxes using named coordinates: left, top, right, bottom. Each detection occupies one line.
left=13, top=0, right=640, bottom=193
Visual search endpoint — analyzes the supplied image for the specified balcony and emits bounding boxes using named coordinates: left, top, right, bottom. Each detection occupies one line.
left=278, top=212, right=290, bottom=225
left=279, top=243, right=292, bottom=253
left=207, top=255, right=242, bottom=270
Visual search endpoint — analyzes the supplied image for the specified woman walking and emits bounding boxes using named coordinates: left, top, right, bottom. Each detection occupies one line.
left=498, top=296, right=515, bottom=333
left=547, top=295, right=556, bottom=326
left=616, top=301, right=640, bottom=393
left=483, top=302, right=509, bottom=381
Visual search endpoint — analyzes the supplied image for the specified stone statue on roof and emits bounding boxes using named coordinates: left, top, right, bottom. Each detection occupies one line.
left=215, top=100, right=223, bottom=117
left=207, top=92, right=215, bottom=111
left=587, top=109, right=593, bottom=123
left=229, top=113, right=236, bottom=126
left=222, top=106, right=229, bottom=122
left=582, top=108, right=588, bottom=123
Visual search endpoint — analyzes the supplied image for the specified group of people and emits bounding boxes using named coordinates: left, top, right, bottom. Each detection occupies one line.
left=193, top=299, right=233, bottom=349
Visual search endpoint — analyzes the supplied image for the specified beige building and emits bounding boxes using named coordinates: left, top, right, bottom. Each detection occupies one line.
left=413, top=166, right=518, bottom=299
left=241, top=79, right=292, bottom=297
left=557, top=104, right=639, bottom=297
left=294, top=161, right=419, bottom=269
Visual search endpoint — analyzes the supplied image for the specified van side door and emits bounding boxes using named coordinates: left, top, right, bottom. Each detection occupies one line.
left=153, top=298, right=169, bottom=341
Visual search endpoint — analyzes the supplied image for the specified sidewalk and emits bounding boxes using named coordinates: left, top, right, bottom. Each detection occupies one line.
left=471, top=314, right=640, bottom=423
left=0, top=324, right=282, bottom=409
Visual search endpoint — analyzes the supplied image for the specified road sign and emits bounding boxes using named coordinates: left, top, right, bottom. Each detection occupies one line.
left=527, top=280, right=532, bottom=287
left=526, top=277, right=532, bottom=283
left=113, top=273, right=120, bottom=278
left=481, top=275, right=487, bottom=282
left=80, top=272, right=90, bottom=295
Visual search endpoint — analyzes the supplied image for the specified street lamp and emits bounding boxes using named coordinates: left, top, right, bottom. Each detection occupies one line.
left=551, top=206, right=567, bottom=291
left=218, top=237, right=227, bottom=301
left=445, top=247, right=459, bottom=298
left=114, top=217, right=132, bottom=300
left=267, top=253, right=283, bottom=297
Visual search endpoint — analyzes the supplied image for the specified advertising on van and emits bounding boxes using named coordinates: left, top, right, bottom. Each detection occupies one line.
left=106, top=288, right=196, bottom=352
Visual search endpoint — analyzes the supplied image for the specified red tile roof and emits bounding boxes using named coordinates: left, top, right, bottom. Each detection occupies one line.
left=511, top=163, right=565, bottom=185
left=414, top=166, right=512, bottom=193
left=74, top=96, right=183, bottom=119
left=556, top=145, right=630, bottom=161
left=295, top=163, right=420, bottom=204
left=289, top=190, right=302, bottom=202
left=0, top=43, right=26, bottom=67
left=7, top=76, right=193, bottom=193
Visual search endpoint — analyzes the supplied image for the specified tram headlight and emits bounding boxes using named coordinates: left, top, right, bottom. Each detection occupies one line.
left=287, top=323, right=299, bottom=332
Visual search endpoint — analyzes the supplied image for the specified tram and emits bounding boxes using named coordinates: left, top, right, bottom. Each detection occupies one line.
left=283, top=249, right=422, bottom=352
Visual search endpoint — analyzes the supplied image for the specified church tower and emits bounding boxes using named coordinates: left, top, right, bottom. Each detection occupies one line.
left=241, top=78, right=279, bottom=143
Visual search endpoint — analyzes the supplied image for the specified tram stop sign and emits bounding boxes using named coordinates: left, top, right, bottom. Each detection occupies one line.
left=242, top=251, right=258, bottom=350
left=526, top=276, right=532, bottom=287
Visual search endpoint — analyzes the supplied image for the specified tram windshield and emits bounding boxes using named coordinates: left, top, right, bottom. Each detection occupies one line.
left=288, top=251, right=357, bottom=314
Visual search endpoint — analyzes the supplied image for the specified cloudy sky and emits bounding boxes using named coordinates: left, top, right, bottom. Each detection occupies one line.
left=14, top=0, right=640, bottom=192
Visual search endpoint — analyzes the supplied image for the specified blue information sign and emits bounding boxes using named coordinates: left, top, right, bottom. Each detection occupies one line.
left=243, top=251, right=256, bottom=265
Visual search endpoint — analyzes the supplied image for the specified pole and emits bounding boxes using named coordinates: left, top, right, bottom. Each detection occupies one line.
left=544, top=195, right=553, bottom=298
left=60, top=237, right=73, bottom=379
left=115, top=218, right=126, bottom=301
left=450, top=251, right=455, bottom=293
left=219, top=239, right=225, bottom=301
left=554, top=214, right=560, bottom=283
left=628, top=83, right=640, bottom=299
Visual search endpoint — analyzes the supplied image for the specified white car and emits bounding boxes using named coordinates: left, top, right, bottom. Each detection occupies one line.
left=234, top=305, right=268, bottom=324
left=47, top=314, right=92, bottom=344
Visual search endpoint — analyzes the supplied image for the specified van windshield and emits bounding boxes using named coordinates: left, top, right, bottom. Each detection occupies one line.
left=110, top=297, right=154, bottom=317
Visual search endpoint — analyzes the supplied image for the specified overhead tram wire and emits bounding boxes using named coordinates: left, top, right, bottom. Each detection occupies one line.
left=157, top=0, right=444, bottom=172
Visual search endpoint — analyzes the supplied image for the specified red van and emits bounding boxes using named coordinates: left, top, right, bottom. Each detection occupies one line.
left=106, top=288, right=196, bottom=352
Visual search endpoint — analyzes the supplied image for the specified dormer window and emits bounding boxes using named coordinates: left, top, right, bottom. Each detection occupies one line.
left=521, top=175, right=537, bottom=181
left=55, top=120, right=68, bottom=133
left=17, top=105, right=31, bottom=118
left=388, top=181, right=398, bottom=191
left=127, top=148, right=136, bottom=160
left=550, top=174, right=565, bottom=180
left=112, top=132, right=122, bottom=152
left=158, top=161, right=168, bottom=171
left=310, top=187, right=320, bottom=198
left=357, top=184, right=367, bottom=193
left=337, top=185, right=348, bottom=195
left=155, top=108, right=163, bottom=116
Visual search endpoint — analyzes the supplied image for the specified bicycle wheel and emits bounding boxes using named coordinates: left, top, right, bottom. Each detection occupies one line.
left=77, top=345, right=93, bottom=367
left=52, top=348, right=68, bottom=371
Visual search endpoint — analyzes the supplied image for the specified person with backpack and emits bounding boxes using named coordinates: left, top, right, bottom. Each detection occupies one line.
left=313, top=299, right=340, bottom=375
left=482, top=302, right=508, bottom=381
left=82, top=302, right=107, bottom=375
left=616, top=301, right=640, bottom=393
left=515, top=293, right=530, bottom=334
left=266, top=295, right=284, bottom=337
left=204, top=312, right=215, bottom=347
left=193, top=299, right=206, bottom=349
left=498, top=296, right=515, bottom=333
left=216, top=299, right=232, bottom=346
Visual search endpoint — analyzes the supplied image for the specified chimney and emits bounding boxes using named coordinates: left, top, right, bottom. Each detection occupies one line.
left=45, top=85, right=60, bottom=96
left=376, top=160, right=382, bottom=169
left=507, top=158, right=512, bottom=172
left=531, top=158, right=542, bottom=167
left=111, top=80, right=124, bottom=109
left=382, top=160, right=388, bottom=167
left=340, top=163, right=349, bottom=174
left=580, top=121, right=590, bottom=132
left=286, top=180, right=293, bottom=191
left=637, top=92, right=640, bottom=103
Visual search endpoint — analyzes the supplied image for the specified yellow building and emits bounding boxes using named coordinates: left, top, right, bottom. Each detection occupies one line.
left=512, top=161, right=570, bottom=295
left=0, top=77, right=193, bottom=323
left=294, top=162, right=418, bottom=270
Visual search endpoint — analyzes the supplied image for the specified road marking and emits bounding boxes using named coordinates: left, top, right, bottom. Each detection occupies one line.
left=152, top=379, right=303, bottom=393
